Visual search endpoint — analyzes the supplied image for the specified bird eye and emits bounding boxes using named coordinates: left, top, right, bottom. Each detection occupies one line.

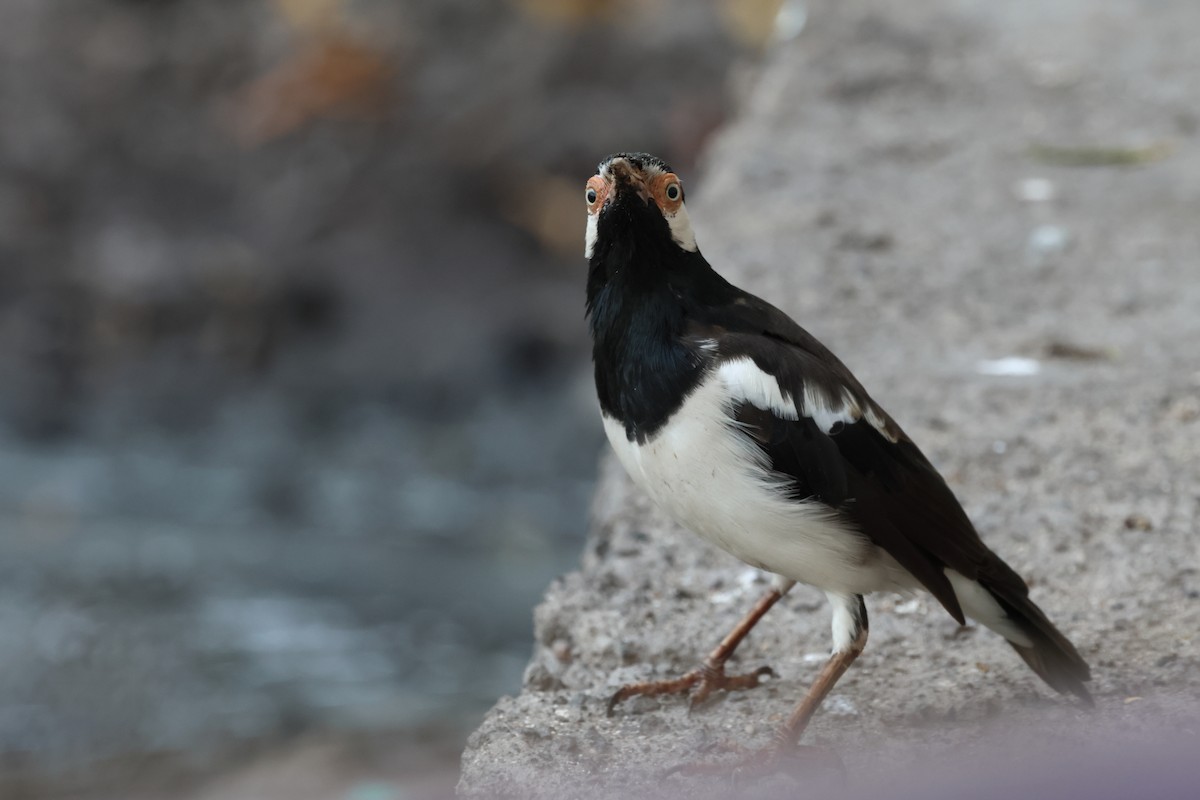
left=665, top=183, right=681, bottom=201
left=585, top=176, right=607, bottom=211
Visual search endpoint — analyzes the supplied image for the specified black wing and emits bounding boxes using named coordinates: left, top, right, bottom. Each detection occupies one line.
left=679, top=286, right=978, bottom=616
left=671, top=269, right=1090, bottom=697
left=688, top=293, right=1091, bottom=699
left=722, top=337, right=978, bottom=623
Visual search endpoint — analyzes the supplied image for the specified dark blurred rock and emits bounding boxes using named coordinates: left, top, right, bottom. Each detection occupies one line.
left=0, top=0, right=759, bottom=791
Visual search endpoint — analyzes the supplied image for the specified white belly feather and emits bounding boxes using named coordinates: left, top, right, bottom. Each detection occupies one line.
left=602, top=374, right=915, bottom=595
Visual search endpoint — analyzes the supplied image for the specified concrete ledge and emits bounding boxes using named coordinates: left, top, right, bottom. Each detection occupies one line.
left=459, top=0, right=1200, bottom=795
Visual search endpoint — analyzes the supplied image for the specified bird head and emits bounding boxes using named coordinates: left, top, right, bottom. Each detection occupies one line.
left=583, top=152, right=698, bottom=263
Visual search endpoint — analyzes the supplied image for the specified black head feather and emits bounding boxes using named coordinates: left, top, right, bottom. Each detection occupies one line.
left=598, top=152, right=674, bottom=174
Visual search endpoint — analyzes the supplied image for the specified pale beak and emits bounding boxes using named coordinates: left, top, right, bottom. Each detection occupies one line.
left=607, top=158, right=651, bottom=204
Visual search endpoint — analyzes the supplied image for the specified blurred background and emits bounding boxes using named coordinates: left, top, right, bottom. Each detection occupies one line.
left=0, top=0, right=787, bottom=797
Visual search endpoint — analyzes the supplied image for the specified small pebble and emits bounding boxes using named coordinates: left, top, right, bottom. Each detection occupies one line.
left=738, top=568, right=764, bottom=589
left=520, top=725, right=551, bottom=740
left=1027, top=224, right=1071, bottom=264
left=1015, top=177, right=1056, bottom=203
left=976, top=357, right=1041, bottom=376
left=1124, top=514, right=1153, bottom=531
left=893, top=598, right=923, bottom=615
left=824, top=695, right=858, bottom=717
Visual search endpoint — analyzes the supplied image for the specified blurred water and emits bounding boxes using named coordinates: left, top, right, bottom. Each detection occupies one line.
left=0, top=378, right=601, bottom=770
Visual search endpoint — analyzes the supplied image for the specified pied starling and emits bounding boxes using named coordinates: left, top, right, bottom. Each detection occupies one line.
left=583, top=152, right=1092, bottom=755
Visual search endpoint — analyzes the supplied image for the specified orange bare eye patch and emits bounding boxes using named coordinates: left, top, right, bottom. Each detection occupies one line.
left=585, top=175, right=610, bottom=213
left=649, top=172, right=683, bottom=212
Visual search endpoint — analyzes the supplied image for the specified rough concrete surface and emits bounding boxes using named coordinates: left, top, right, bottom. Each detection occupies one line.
left=460, top=0, right=1200, bottom=796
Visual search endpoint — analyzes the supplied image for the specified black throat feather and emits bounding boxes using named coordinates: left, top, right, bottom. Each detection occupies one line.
left=585, top=192, right=717, bottom=443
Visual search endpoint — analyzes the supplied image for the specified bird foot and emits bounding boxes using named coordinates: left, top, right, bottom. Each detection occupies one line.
left=664, top=741, right=845, bottom=785
left=606, top=661, right=776, bottom=716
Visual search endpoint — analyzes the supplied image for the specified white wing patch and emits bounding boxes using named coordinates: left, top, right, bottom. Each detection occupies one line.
left=718, top=358, right=800, bottom=420
left=802, top=382, right=859, bottom=433
left=864, top=406, right=895, bottom=440
left=719, top=357, right=884, bottom=437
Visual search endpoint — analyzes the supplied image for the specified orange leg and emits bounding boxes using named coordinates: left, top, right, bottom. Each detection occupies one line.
left=667, top=594, right=868, bottom=782
left=777, top=600, right=868, bottom=748
left=607, top=582, right=792, bottom=715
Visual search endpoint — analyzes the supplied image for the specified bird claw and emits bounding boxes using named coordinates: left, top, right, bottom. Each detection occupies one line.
left=607, top=662, right=776, bottom=716
left=688, top=664, right=776, bottom=709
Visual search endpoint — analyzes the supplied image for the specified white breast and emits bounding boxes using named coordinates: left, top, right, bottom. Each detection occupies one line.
left=602, top=373, right=913, bottom=595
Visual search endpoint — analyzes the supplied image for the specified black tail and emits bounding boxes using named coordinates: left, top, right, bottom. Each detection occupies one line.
left=986, top=580, right=1093, bottom=705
